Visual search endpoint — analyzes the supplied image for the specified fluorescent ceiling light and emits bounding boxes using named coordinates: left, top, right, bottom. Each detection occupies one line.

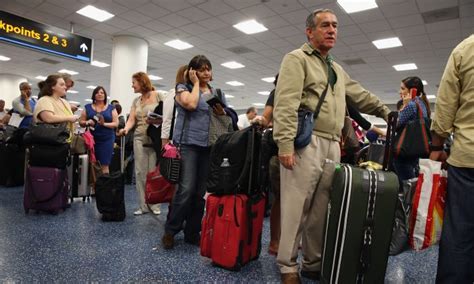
left=221, top=61, right=245, bottom=69
left=31, top=96, right=38, bottom=99
left=0, top=55, right=11, bottom=61
left=258, top=91, right=270, bottom=96
left=164, top=39, right=193, bottom=50
left=427, top=95, right=436, bottom=100
left=225, top=94, right=234, bottom=98
left=148, top=75, right=162, bottom=80
left=393, top=63, right=417, bottom=71
left=68, top=100, right=80, bottom=104
left=337, top=0, right=378, bottom=13
left=261, top=77, right=275, bottom=83
left=226, top=81, right=245, bottom=86
left=76, top=5, right=114, bottom=22
left=228, top=105, right=235, bottom=108
left=35, top=76, right=47, bottom=80
left=233, top=20, right=268, bottom=35
left=58, top=69, right=78, bottom=75
left=372, top=37, right=402, bottom=49
left=91, top=60, right=110, bottom=68
left=252, top=103, right=265, bottom=107
left=422, top=80, right=428, bottom=85
left=86, top=85, right=97, bottom=89
left=67, top=90, right=78, bottom=94
left=85, top=99, right=93, bottom=102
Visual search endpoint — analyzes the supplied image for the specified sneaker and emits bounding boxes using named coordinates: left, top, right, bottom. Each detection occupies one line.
left=133, top=209, right=147, bottom=216
left=152, top=209, right=161, bottom=215
left=162, top=233, right=174, bottom=249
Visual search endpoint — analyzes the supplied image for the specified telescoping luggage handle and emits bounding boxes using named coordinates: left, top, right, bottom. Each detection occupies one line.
left=383, top=111, right=398, bottom=171
left=120, top=135, right=125, bottom=173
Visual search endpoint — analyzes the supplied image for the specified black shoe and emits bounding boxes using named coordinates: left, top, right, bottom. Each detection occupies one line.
left=300, top=270, right=320, bottom=281
left=184, top=235, right=200, bottom=246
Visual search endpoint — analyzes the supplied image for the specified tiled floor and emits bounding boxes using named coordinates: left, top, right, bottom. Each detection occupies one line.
left=0, top=185, right=438, bottom=283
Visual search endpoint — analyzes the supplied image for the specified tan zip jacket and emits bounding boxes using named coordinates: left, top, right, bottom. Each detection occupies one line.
left=274, top=43, right=390, bottom=155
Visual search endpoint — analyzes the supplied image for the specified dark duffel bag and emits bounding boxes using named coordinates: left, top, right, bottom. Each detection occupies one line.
left=95, top=172, right=125, bottom=222
left=206, top=126, right=261, bottom=196
left=23, top=123, right=69, bottom=146
left=29, top=143, right=70, bottom=169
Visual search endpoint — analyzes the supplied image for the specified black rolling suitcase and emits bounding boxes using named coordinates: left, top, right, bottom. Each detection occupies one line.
left=206, top=125, right=261, bottom=196
left=95, top=136, right=126, bottom=222
left=321, top=112, right=399, bottom=284
left=4, top=142, right=26, bottom=187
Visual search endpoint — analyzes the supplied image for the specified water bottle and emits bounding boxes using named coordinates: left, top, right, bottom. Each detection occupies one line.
left=220, top=158, right=231, bottom=192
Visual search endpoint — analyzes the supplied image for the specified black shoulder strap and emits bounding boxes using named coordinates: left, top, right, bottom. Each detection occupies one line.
left=216, top=88, right=223, bottom=100
left=169, top=102, right=177, bottom=139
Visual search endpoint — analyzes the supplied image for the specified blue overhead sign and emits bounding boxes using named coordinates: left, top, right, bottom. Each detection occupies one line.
left=0, top=10, right=93, bottom=63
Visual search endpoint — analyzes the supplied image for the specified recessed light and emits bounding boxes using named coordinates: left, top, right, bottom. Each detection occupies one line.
left=393, top=63, right=417, bottom=71
left=91, top=60, right=110, bottom=68
left=31, top=95, right=38, bottom=99
left=252, top=103, right=265, bottom=107
left=148, top=75, right=162, bottom=80
left=221, top=61, right=245, bottom=69
left=0, top=55, right=11, bottom=61
left=35, top=76, right=47, bottom=80
left=337, top=0, right=378, bottom=13
left=67, top=90, right=78, bottom=94
left=76, top=5, right=114, bottom=22
left=372, top=37, right=402, bottom=49
left=58, top=69, right=78, bottom=75
left=85, top=99, right=93, bottom=102
left=427, top=95, right=436, bottom=100
left=422, top=80, right=428, bottom=85
left=68, top=100, right=80, bottom=104
left=225, top=94, right=235, bottom=98
left=86, top=85, right=97, bottom=89
left=226, top=81, right=245, bottom=86
left=258, top=91, right=270, bottom=96
left=164, top=39, right=193, bottom=50
left=228, top=105, right=235, bottom=108
left=261, top=77, right=275, bottom=83
left=233, top=19, right=268, bottom=35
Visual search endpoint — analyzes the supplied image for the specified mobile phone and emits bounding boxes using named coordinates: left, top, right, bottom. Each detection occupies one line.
left=147, top=112, right=162, bottom=119
left=410, top=88, right=417, bottom=99
left=206, top=95, right=225, bottom=108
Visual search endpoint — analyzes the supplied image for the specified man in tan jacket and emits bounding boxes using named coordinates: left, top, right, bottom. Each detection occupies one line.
left=430, top=34, right=474, bottom=283
left=273, top=9, right=391, bottom=284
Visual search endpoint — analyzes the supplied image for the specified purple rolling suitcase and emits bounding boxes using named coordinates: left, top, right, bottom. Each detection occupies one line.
left=24, top=166, right=69, bottom=214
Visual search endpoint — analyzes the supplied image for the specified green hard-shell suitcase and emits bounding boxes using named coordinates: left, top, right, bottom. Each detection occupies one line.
left=321, top=164, right=398, bottom=283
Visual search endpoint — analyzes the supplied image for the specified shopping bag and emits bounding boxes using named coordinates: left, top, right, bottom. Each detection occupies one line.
left=145, top=166, right=175, bottom=204
left=408, top=159, right=447, bottom=251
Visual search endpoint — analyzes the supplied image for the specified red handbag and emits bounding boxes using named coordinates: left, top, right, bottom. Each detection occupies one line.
left=145, top=166, right=175, bottom=204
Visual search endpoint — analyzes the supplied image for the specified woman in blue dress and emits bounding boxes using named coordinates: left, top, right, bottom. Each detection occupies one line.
left=79, top=86, right=119, bottom=174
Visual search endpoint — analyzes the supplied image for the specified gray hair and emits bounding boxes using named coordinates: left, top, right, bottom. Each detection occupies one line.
left=306, top=9, right=335, bottom=29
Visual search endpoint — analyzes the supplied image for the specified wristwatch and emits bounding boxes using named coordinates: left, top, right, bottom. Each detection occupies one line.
left=429, top=144, right=444, bottom=151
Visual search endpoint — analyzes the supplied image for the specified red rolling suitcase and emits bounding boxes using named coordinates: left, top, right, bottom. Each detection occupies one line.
left=23, top=166, right=69, bottom=214
left=205, top=194, right=265, bottom=271
left=200, top=194, right=220, bottom=258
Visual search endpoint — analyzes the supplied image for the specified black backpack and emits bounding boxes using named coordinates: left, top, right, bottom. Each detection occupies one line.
left=206, top=126, right=261, bottom=196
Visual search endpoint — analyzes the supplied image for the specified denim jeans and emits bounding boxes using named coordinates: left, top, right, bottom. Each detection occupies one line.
left=165, top=144, right=210, bottom=239
left=436, top=165, right=474, bottom=283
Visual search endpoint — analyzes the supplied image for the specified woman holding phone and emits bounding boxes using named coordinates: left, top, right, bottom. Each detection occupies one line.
left=393, top=76, right=431, bottom=182
left=161, top=55, right=230, bottom=249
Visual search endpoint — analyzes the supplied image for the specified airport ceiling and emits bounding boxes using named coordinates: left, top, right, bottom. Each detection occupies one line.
left=0, top=0, right=472, bottom=110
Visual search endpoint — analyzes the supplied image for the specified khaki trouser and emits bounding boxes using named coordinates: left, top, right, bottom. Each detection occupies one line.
left=277, top=135, right=340, bottom=274
left=133, top=136, right=160, bottom=212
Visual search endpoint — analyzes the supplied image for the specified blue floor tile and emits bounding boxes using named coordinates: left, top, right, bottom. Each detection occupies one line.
left=0, top=185, right=438, bottom=282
